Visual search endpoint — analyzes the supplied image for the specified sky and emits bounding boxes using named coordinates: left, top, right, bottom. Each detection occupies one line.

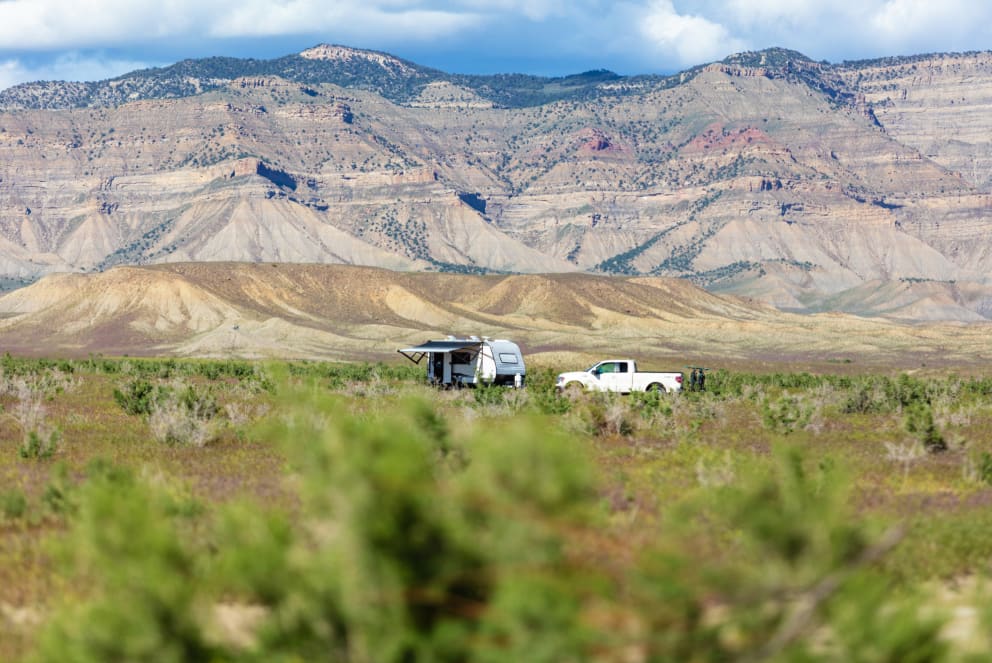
left=1, top=0, right=992, bottom=91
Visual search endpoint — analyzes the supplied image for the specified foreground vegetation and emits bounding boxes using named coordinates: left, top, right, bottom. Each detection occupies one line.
left=3, top=355, right=992, bottom=660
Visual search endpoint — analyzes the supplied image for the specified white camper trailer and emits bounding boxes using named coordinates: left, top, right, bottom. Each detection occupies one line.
left=399, top=337, right=526, bottom=388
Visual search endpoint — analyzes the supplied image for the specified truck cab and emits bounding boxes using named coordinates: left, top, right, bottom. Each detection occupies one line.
left=587, top=360, right=635, bottom=393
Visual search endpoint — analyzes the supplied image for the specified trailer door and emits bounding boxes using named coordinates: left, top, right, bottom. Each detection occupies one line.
left=430, top=352, right=443, bottom=384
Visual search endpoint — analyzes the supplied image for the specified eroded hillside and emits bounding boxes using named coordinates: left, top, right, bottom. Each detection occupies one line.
left=0, top=263, right=988, bottom=366
left=2, top=46, right=992, bottom=319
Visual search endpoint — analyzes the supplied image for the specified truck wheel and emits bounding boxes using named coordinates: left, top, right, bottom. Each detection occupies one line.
left=646, top=383, right=664, bottom=393
left=562, top=382, right=584, bottom=398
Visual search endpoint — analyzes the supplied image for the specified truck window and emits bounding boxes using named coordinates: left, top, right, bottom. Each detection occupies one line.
left=597, top=363, right=616, bottom=374
left=617, top=362, right=628, bottom=373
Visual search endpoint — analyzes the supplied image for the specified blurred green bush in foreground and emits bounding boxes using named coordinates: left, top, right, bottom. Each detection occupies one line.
left=30, top=381, right=953, bottom=662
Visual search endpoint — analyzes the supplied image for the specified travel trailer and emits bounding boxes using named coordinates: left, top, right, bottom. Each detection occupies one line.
left=398, top=337, right=526, bottom=388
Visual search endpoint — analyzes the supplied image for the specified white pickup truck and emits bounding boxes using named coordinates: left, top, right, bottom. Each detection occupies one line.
left=556, top=359, right=683, bottom=394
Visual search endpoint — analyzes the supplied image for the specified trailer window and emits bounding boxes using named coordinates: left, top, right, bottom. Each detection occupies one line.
left=498, top=353, right=518, bottom=364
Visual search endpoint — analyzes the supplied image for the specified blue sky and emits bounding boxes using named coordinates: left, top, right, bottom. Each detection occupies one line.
left=2, top=0, right=992, bottom=91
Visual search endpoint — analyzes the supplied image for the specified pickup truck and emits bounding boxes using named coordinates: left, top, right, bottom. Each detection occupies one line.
left=556, top=360, right=683, bottom=394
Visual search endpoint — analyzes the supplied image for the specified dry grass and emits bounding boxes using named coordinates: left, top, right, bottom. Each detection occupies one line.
left=148, top=395, right=215, bottom=447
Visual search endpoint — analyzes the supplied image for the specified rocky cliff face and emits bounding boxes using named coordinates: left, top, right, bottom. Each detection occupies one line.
left=2, top=45, right=992, bottom=319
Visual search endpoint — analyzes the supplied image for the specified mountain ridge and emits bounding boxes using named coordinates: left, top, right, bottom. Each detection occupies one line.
left=0, top=43, right=638, bottom=111
left=4, top=44, right=984, bottom=112
left=3, top=44, right=992, bottom=321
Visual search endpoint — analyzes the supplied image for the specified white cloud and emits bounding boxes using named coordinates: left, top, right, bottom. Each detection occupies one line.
left=0, top=0, right=991, bottom=81
left=0, top=0, right=483, bottom=50
left=454, top=0, right=571, bottom=22
left=0, top=54, right=153, bottom=92
left=723, top=0, right=825, bottom=28
left=0, top=0, right=201, bottom=50
left=0, top=60, right=24, bottom=91
left=692, top=0, right=992, bottom=62
left=869, top=0, right=992, bottom=47
left=640, top=0, right=747, bottom=65
left=211, top=3, right=480, bottom=41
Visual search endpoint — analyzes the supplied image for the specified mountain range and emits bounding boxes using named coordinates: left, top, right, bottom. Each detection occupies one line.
left=2, top=44, right=992, bottom=321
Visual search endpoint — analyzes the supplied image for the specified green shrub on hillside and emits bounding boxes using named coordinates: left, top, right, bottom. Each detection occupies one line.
left=112, top=379, right=157, bottom=416
left=0, top=488, right=28, bottom=520
left=523, top=367, right=571, bottom=415
left=762, top=395, right=814, bottom=434
left=19, top=428, right=60, bottom=460
left=904, top=402, right=947, bottom=453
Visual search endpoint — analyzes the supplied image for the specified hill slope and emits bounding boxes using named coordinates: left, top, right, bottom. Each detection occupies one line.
left=0, top=264, right=988, bottom=366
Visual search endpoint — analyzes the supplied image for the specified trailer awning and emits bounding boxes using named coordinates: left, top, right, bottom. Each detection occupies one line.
left=398, top=340, right=482, bottom=364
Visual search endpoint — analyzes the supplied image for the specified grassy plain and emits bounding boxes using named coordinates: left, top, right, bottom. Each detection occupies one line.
left=3, top=354, right=992, bottom=660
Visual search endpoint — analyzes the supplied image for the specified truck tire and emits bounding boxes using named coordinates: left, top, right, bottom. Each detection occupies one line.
left=562, top=382, right=584, bottom=397
left=646, top=383, right=664, bottom=393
